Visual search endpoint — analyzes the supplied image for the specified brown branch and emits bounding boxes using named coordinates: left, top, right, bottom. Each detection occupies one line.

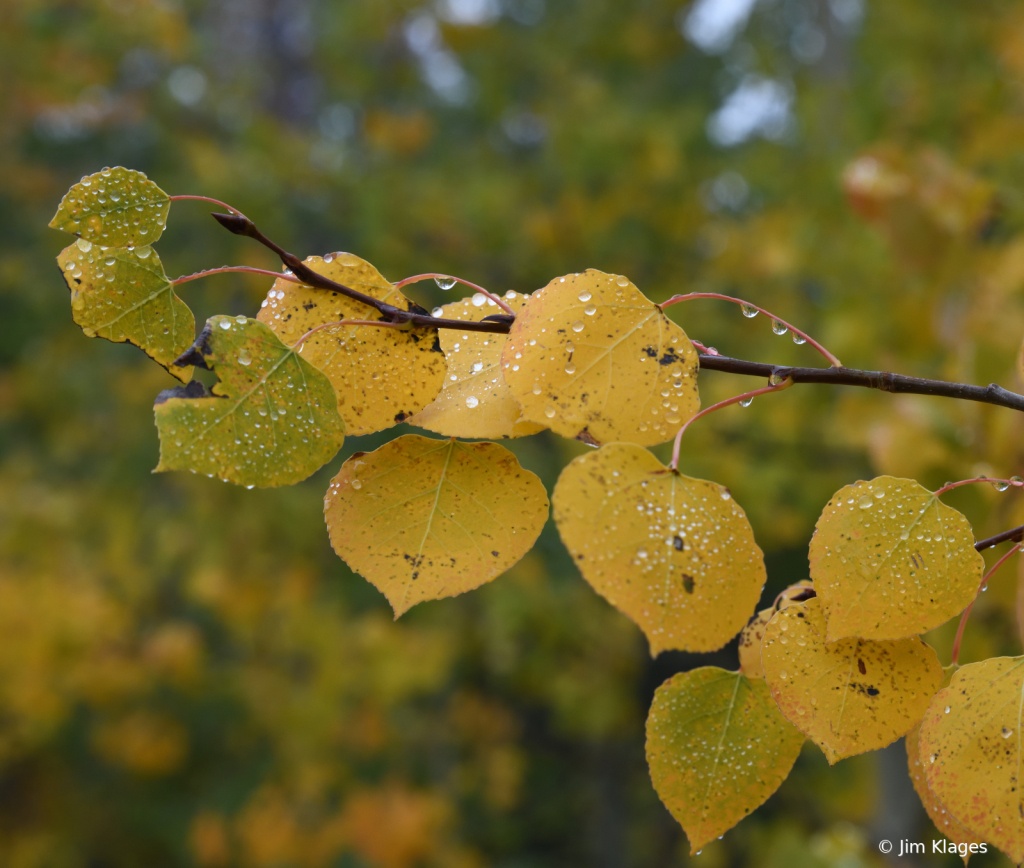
left=976, top=525, right=1024, bottom=552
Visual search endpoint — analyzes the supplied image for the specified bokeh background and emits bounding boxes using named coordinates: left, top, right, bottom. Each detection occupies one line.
left=5, top=0, right=1024, bottom=865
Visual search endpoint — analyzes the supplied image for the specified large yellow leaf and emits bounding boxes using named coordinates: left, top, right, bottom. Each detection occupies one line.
left=155, top=316, right=345, bottom=488
left=501, top=270, right=699, bottom=446
left=737, top=582, right=815, bottom=680
left=761, top=598, right=942, bottom=764
left=552, top=443, right=765, bottom=654
left=646, top=667, right=804, bottom=854
left=920, top=657, right=1024, bottom=864
left=324, top=434, right=548, bottom=617
left=411, top=292, right=544, bottom=439
left=809, top=476, right=983, bottom=641
left=906, top=666, right=983, bottom=864
left=57, top=241, right=194, bottom=383
left=49, top=167, right=170, bottom=247
left=256, top=253, right=446, bottom=435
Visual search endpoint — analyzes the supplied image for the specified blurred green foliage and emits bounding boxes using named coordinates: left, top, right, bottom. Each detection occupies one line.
left=5, top=0, right=1024, bottom=865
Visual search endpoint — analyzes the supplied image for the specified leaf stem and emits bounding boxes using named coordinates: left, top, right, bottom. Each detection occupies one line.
left=933, top=477, right=1024, bottom=497
left=291, top=318, right=409, bottom=350
left=669, top=377, right=794, bottom=471
left=393, top=273, right=515, bottom=315
left=171, top=266, right=302, bottom=287
left=169, top=195, right=246, bottom=217
left=660, top=292, right=842, bottom=367
left=951, top=542, right=1023, bottom=665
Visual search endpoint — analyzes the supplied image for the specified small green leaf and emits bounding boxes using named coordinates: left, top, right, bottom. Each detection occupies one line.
left=646, top=667, right=804, bottom=854
left=155, top=316, right=345, bottom=488
left=49, top=167, right=171, bottom=247
left=57, top=241, right=194, bottom=382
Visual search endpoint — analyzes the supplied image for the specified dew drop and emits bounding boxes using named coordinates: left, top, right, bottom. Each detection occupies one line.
left=432, top=306, right=444, bottom=317
left=434, top=277, right=457, bottom=290
left=993, top=480, right=1011, bottom=492
left=219, top=320, right=232, bottom=330
left=779, top=670, right=787, bottom=680
left=532, top=384, right=542, bottom=395
left=858, top=496, right=873, bottom=509
left=768, top=371, right=786, bottom=386
left=544, top=406, right=557, bottom=418
left=771, top=319, right=788, bottom=336
left=572, top=320, right=585, bottom=332
left=351, top=479, right=362, bottom=490
left=578, top=289, right=592, bottom=302
left=235, top=315, right=247, bottom=324
left=472, top=293, right=486, bottom=307
left=237, top=349, right=252, bottom=366
left=1003, top=727, right=1013, bottom=738
left=944, top=706, right=951, bottom=714
left=792, top=333, right=807, bottom=345
left=739, top=396, right=753, bottom=408
left=740, top=303, right=758, bottom=318
left=565, top=362, right=576, bottom=374
left=76, top=238, right=93, bottom=252
left=465, top=395, right=479, bottom=408
left=615, top=275, right=629, bottom=287
left=584, top=303, right=597, bottom=316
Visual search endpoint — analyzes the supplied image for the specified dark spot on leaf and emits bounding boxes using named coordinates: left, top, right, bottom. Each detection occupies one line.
left=858, top=658, right=866, bottom=675
left=430, top=333, right=444, bottom=354
left=154, top=380, right=210, bottom=406
left=174, top=323, right=214, bottom=368
left=394, top=412, right=408, bottom=422
left=659, top=347, right=681, bottom=366
left=681, top=574, right=694, bottom=594
left=866, top=687, right=879, bottom=696
left=643, top=345, right=657, bottom=358
left=673, top=535, right=684, bottom=551
left=575, top=429, right=600, bottom=447
left=302, top=301, right=316, bottom=311
left=491, top=550, right=499, bottom=556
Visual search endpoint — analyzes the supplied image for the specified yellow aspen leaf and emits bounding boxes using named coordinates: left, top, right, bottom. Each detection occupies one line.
left=761, top=597, right=942, bottom=764
left=906, top=667, right=983, bottom=864
left=324, top=434, right=548, bottom=617
left=57, top=241, right=194, bottom=383
left=155, top=316, right=345, bottom=488
left=552, top=443, right=765, bottom=654
left=411, top=292, right=544, bottom=439
left=809, top=476, right=983, bottom=641
left=49, top=167, right=170, bottom=247
left=646, top=667, right=804, bottom=854
left=920, top=657, right=1024, bottom=864
left=737, top=583, right=814, bottom=679
left=501, top=270, right=699, bottom=446
left=256, top=253, right=445, bottom=435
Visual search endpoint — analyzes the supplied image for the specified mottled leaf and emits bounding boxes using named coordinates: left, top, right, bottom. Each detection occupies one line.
left=155, top=316, right=345, bottom=487
left=646, top=667, right=804, bottom=854
left=906, top=666, right=982, bottom=864
left=57, top=241, right=193, bottom=382
left=49, top=167, right=170, bottom=247
left=501, top=270, right=700, bottom=446
left=762, top=598, right=942, bottom=763
left=921, top=657, right=1024, bottom=863
left=738, top=582, right=815, bottom=680
left=552, top=443, right=765, bottom=654
left=411, top=292, right=544, bottom=439
left=256, top=253, right=445, bottom=435
left=810, top=476, right=983, bottom=641
left=324, top=434, right=548, bottom=617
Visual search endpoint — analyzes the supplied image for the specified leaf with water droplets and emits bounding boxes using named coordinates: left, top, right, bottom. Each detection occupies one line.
left=920, top=657, right=1024, bottom=863
left=737, top=582, right=815, bottom=679
left=324, top=434, right=548, bottom=617
left=646, top=667, right=804, bottom=854
left=552, top=443, right=765, bottom=654
left=49, top=167, right=170, bottom=247
left=256, top=253, right=445, bottom=435
left=154, top=316, right=345, bottom=488
left=761, top=597, right=942, bottom=764
left=57, top=242, right=194, bottom=382
left=906, top=667, right=983, bottom=864
left=810, top=476, right=984, bottom=641
left=501, top=270, right=700, bottom=446
left=410, top=293, right=544, bottom=439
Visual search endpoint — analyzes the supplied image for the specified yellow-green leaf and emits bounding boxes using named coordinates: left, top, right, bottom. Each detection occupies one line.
left=809, top=476, right=983, bottom=641
left=501, top=270, right=699, bottom=446
left=49, top=167, right=170, bottom=247
left=324, top=434, right=548, bottom=617
left=552, top=443, right=765, bottom=654
left=906, top=665, right=983, bottom=864
left=411, top=292, right=544, bottom=439
left=761, top=597, right=942, bottom=764
left=646, top=667, right=804, bottom=854
left=737, top=582, right=815, bottom=680
left=155, top=316, right=344, bottom=488
left=920, top=657, right=1024, bottom=864
left=256, top=253, right=446, bottom=435
left=57, top=241, right=193, bottom=383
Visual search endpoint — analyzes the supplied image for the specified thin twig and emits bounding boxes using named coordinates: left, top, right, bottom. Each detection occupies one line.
left=172, top=266, right=301, bottom=287
left=170, top=195, right=245, bottom=217
left=975, top=525, right=1024, bottom=552
left=292, top=318, right=408, bottom=350
left=933, top=477, right=1024, bottom=497
left=394, top=273, right=515, bottom=315
left=951, top=543, right=1023, bottom=665
left=669, top=377, right=794, bottom=470
left=660, top=292, right=842, bottom=367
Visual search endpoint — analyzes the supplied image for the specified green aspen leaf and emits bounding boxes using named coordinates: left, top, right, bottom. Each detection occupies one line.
left=906, top=666, right=983, bottom=864
left=57, top=241, right=193, bottom=383
left=810, top=476, right=984, bottom=641
left=646, top=667, right=804, bottom=854
left=762, top=598, right=942, bottom=764
left=552, top=443, right=765, bottom=654
left=256, top=253, right=446, bottom=436
left=738, top=582, right=815, bottom=679
left=501, top=270, right=700, bottom=446
left=49, top=167, right=170, bottom=247
left=154, top=316, right=345, bottom=488
left=920, top=657, right=1024, bottom=864
left=324, top=434, right=548, bottom=617
left=411, top=292, right=544, bottom=439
